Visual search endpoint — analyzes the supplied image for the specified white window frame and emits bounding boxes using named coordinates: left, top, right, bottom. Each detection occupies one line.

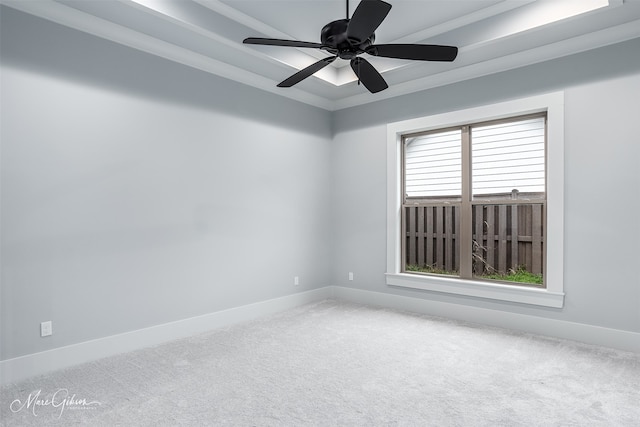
left=386, top=92, right=564, bottom=308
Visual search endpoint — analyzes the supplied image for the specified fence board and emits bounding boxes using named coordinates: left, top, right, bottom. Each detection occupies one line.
left=532, top=204, right=542, bottom=274
left=519, top=205, right=527, bottom=271
left=486, top=206, right=495, bottom=271
left=408, top=207, right=416, bottom=265
left=426, top=207, right=434, bottom=267
left=511, top=205, right=519, bottom=270
left=455, top=206, right=461, bottom=271
left=445, top=206, right=453, bottom=271
left=417, top=207, right=425, bottom=266
left=474, top=205, right=484, bottom=274
left=498, top=205, right=507, bottom=273
left=436, top=207, right=444, bottom=269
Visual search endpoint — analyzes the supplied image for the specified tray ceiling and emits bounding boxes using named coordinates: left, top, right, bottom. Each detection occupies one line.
left=2, top=0, right=640, bottom=110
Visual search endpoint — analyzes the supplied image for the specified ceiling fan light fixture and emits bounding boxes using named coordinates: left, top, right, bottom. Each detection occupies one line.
left=243, top=0, right=458, bottom=94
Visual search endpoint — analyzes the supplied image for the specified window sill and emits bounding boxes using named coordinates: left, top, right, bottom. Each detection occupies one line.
left=385, top=273, right=564, bottom=308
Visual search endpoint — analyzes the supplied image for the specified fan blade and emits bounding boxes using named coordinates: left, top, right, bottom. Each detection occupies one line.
left=350, top=57, right=388, bottom=93
left=367, top=44, right=458, bottom=61
left=346, top=0, right=392, bottom=44
left=277, top=56, right=337, bottom=88
left=243, top=37, right=324, bottom=49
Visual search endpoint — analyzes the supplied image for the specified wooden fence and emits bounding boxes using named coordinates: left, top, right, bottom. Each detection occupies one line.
left=404, top=203, right=545, bottom=275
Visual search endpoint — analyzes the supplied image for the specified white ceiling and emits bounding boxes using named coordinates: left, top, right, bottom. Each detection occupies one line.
left=3, top=0, right=640, bottom=110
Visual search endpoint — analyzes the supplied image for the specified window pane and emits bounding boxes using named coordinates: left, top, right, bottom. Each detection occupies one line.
left=404, top=205, right=460, bottom=277
left=402, top=115, right=546, bottom=287
left=471, top=117, right=545, bottom=198
left=405, top=129, right=462, bottom=199
left=471, top=203, right=544, bottom=286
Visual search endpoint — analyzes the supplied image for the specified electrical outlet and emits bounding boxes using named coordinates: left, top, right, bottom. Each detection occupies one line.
left=40, top=321, right=53, bottom=337
left=349, top=272, right=354, bottom=281
left=294, top=276, right=299, bottom=286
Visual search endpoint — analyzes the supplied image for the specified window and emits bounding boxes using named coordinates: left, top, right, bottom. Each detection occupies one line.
left=386, top=93, right=564, bottom=308
left=402, top=115, right=546, bottom=286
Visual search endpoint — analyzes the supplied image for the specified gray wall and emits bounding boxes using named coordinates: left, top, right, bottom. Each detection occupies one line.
left=0, top=8, right=333, bottom=360
left=331, top=40, right=640, bottom=333
left=2, top=6, right=640, bottom=363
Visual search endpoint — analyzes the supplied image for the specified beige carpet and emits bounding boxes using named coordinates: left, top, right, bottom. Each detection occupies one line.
left=1, top=299, right=639, bottom=426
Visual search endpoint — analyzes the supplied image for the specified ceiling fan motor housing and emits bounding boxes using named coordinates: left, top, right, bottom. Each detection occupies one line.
left=321, top=19, right=375, bottom=59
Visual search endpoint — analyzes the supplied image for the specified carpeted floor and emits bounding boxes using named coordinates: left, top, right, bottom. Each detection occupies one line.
left=1, top=299, right=639, bottom=426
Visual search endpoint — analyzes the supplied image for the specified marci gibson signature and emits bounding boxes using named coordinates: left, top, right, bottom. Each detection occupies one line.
left=10, top=388, right=101, bottom=418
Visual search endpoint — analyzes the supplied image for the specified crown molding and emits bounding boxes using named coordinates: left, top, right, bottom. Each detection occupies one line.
left=2, top=0, right=639, bottom=111
left=333, top=18, right=640, bottom=110
left=0, top=0, right=335, bottom=109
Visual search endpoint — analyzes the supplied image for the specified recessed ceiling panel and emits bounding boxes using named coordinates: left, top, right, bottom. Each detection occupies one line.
left=364, top=0, right=504, bottom=41
left=220, top=0, right=503, bottom=43
left=3, top=0, right=639, bottom=110
left=219, top=0, right=344, bottom=42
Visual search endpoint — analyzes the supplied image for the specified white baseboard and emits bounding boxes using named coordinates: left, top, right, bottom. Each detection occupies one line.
left=0, top=287, right=332, bottom=386
left=3, top=285, right=638, bottom=386
left=332, top=286, right=640, bottom=353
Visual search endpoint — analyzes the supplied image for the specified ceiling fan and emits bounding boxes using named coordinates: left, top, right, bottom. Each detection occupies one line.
left=243, top=0, right=458, bottom=93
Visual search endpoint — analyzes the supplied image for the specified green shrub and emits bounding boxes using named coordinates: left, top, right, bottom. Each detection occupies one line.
left=405, top=264, right=543, bottom=286
left=480, top=267, right=543, bottom=285
left=405, top=264, right=458, bottom=276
